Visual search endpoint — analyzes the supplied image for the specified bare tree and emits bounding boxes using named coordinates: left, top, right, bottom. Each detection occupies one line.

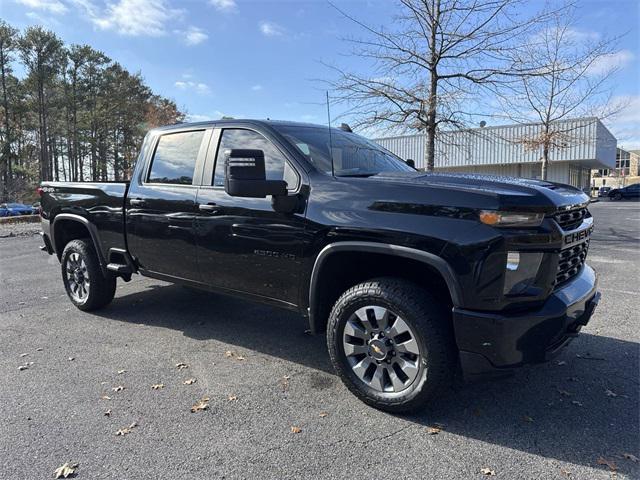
left=496, top=7, right=622, bottom=180
left=327, top=0, right=557, bottom=171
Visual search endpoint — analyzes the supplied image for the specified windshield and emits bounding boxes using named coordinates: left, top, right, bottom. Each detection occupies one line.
left=275, top=125, right=414, bottom=177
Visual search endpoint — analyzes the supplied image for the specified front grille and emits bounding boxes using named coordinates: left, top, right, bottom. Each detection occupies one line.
left=553, top=207, right=588, bottom=231
left=555, top=240, right=589, bottom=287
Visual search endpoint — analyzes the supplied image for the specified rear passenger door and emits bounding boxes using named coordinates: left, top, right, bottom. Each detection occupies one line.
left=127, top=127, right=211, bottom=281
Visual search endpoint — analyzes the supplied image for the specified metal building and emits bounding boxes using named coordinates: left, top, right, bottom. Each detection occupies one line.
left=374, top=117, right=617, bottom=189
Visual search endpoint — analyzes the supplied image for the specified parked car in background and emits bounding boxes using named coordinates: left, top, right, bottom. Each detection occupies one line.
left=0, top=203, right=34, bottom=216
left=598, top=186, right=612, bottom=197
left=0, top=203, right=11, bottom=217
left=608, top=184, right=640, bottom=201
left=32, top=202, right=41, bottom=214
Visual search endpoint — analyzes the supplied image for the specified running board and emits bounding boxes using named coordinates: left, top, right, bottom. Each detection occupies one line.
left=107, top=263, right=133, bottom=274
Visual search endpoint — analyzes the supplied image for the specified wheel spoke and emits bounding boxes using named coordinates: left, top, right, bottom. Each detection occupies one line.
left=395, top=357, right=419, bottom=380
left=369, top=365, right=386, bottom=391
left=395, top=337, right=420, bottom=355
left=344, top=320, right=368, bottom=340
left=388, top=368, right=406, bottom=391
left=354, top=307, right=376, bottom=333
left=343, top=342, right=368, bottom=357
left=387, top=316, right=411, bottom=339
left=352, top=357, right=373, bottom=380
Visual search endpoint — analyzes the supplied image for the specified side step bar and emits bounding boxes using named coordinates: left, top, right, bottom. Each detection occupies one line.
left=107, top=263, right=133, bottom=274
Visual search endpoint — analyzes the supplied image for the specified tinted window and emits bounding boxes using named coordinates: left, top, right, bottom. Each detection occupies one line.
left=273, top=125, right=413, bottom=177
left=148, top=130, right=205, bottom=185
left=213, top=129, right=297, bottom=187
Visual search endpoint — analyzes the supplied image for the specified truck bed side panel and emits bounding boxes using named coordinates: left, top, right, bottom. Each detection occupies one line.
left=41, top=182, right=128, bottom=259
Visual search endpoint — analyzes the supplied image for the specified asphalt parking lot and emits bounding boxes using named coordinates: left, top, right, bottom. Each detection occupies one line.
left=1, top=201, right=638, bottom=480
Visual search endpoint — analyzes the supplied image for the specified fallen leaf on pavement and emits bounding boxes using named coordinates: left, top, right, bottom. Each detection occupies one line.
left=36, top=348, right=43, bottom=352
left=426, top=426, right=441, bottom=435
left=175, top=362, right=189, bottom=369
left=279, top=375, right=290, bottom=392
left=597, top=457, right=617, bottom=471
left=319, top=412, right=328, bottom=418
left=191, top=398, right=210, bottom=413
left=111, top=386, right=124, bottom=392
left=236, top=355, right=246, bottom=361
left=557, top=361, right=567, bottom=366
left=480, top=467, right=496, bottom=476
left=184, top=378, right=197, bottom=385
left=290, top=426, right=302, bottom=434
left=104, top=409, right=111, bottom=416
left=523, top=415, right=534, bottom=423
left=622, top=453, right=638, bottom=463
left=101, top=395, right=111, bottom=400
left=117, top=370, right=126, bottom=375
left=116, top=422, right=138, bottom=436
left=560, top=467, right=572, bottom=477
left=224, top=351, right=234, bottom=358
left=54, top=462, right=78, bottom=479
left=18, top=365, right=29, bottom=371
left=228, top=395, right=237, bottom=401
left=151, top=384, right=164, bottom=390
left=605, top=389, right=617, bottom=397
left=20, top=353, right=28, bottom=358
left=68, top=357, right=74, bottom=361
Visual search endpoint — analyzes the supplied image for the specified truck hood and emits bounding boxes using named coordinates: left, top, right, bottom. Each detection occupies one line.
left=368, top=171, right=589, bottom=212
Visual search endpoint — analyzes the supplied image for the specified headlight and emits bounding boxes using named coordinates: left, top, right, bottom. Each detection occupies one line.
left=479, top=210, right=544, bottom=227
left=503, top=251, right=543, bottom=295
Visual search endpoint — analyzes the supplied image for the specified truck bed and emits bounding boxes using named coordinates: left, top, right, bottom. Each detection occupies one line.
left=40, top=181, right=129, bottom=259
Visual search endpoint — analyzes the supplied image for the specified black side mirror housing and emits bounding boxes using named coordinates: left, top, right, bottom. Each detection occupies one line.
left=406, top=159, right=416, bottom=169
left=224, top=149, right=287, bottom=198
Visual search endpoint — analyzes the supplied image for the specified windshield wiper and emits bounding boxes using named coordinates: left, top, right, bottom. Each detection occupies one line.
left=335, top=172, right=378, bottom=178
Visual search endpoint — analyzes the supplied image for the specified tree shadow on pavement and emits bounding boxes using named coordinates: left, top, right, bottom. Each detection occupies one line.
left=97, top=282, right=640, bottom=476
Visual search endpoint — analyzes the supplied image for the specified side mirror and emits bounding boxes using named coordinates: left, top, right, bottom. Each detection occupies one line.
left=224, top=149, right=287, bottom=198
left=406, top=159, right=416, bottom=169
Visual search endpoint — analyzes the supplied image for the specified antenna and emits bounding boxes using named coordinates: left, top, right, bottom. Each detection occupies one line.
left=326, top=91, right=335, bottom=177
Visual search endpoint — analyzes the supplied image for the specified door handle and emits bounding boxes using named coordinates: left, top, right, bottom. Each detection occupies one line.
left=130, top=198, right=146, bottom=207
left=198, top=203, right=219, bottom=212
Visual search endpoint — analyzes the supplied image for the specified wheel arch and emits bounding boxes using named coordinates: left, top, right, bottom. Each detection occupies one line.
left=52, top=214, right=108, bottom=275
left=307, top=242, right=463, bottom=334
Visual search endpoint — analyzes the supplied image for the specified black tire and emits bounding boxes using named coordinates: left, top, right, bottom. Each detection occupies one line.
left=613, top=193, right=622, bottom=201
left=327, top=277, right=456, bottom=413
left=61, top=239, right=116, bottom=311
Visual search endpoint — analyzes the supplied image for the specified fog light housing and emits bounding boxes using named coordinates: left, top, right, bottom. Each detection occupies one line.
left=503, top=251, right=543, bottom=295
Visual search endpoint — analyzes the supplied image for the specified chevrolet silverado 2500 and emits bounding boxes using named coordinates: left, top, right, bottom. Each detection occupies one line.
left=39, top=119, right=600, bottom=412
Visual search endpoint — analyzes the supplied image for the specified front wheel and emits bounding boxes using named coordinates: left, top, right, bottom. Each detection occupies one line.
left=612, top=193, right=622, bottom=201
left=61, top=239, right=116, bottom=311
left=327, top=277, right=456, bottom=413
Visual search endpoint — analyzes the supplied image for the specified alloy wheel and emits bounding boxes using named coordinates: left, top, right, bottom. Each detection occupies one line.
left=342, top=305, right=421, bottom=393
left=65, top=252, right=90, bottom=302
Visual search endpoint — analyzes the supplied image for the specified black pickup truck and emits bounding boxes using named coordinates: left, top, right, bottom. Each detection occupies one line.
left=39, top=119, right=600, bottom=412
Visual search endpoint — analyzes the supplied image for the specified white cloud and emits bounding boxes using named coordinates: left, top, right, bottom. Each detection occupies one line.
left=209, top=0, right=236, bottom=12
left=15, top=0, right=67, bottom=14
left=250, top=84, right=263, bottom=91
left=175, top=80, right=211, bottom=95
left=259, top=21, right=284, bottom=37
left=588, top=50, right=635, bottom=76
left=178, top=26, right=208, bottom=46
left=79, top=0, right=182, bottom=36
left=605, top=95, right=640, bottom=150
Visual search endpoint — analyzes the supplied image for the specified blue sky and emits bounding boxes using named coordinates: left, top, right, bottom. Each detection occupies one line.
left=2, top=0, right=639, bottom=147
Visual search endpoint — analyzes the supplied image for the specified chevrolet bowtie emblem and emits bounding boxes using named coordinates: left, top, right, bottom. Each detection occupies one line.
left=371, top=344, right=383, bottom=354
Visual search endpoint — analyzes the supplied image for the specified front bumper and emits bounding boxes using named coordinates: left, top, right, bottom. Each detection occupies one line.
left=453, top=265, right=599, bottom=380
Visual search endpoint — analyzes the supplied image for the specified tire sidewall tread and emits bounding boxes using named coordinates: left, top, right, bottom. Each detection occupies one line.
left=327, top=277, right=456, bottom=413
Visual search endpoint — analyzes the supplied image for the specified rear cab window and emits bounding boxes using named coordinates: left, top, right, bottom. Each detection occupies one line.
left=147, top=130, right=206, bottom=185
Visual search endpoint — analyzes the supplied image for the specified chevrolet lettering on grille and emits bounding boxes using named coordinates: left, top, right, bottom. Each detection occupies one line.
left=563, top=224, right=593, bottom=248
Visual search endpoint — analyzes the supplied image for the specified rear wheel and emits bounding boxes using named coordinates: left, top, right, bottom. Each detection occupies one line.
left=61, top=239, right=116, bottom=311
left=613, top=192, right=622, bottom=201
left=327, top=277, right=456, bottom=413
